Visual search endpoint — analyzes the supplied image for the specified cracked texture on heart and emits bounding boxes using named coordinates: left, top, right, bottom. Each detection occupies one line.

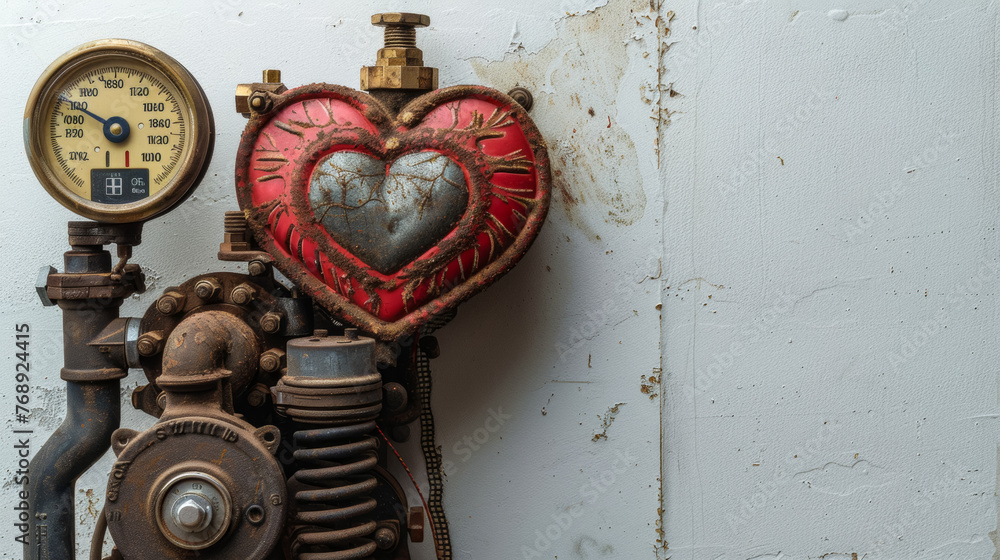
left=308, top=151, right=469, bottom=275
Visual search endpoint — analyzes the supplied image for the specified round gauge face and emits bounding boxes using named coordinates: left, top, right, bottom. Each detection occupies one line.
left=25, top=40, right=213, bottom=223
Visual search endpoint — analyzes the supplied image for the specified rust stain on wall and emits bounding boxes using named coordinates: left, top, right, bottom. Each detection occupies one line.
left=470, top=0, right=650, bottom=239
left=641, top=367, right=661, bottom=399
left=593, top=402, right=626, bottom=441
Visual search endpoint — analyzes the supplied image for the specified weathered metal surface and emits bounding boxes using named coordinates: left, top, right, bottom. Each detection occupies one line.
left=308, top=151, right=469, bottom=274
left=235, top=84, right=551, bottom=341
left=28, top=382, right=121, bottom=560
left=284, top=329, right=376, bottom=380
left=28, top=222, right=139, bottom=560
left=137, top=271, right=311, bottom=405
left=106, top=424, right=285, bottom=559
left=107, top=309, right=286, bottom=559
left=156, top=310, right=261, bottom=392
left=264, top=327, right=392, bottom=559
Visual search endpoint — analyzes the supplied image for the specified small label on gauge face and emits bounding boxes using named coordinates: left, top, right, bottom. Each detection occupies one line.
left=90, top=169, right=150, bottom=204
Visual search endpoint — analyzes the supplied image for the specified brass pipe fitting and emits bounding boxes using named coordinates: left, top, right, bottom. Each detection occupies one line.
left=361, top=13, right=438, bottom=91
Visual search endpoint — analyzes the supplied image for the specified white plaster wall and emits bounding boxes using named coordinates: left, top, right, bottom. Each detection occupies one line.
left=2, top=0, right=996, bottom=559
left=662, top=1, right=1000, bottom=559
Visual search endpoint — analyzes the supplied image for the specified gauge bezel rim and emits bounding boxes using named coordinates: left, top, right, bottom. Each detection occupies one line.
left=24, top=38, right=213, bottom=223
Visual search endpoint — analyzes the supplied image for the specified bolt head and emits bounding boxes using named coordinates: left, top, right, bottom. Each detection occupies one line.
left=247, top=390, right=266, bottom=407
left=508, top=87, right=534, bottom=112
left=137, top=334, right=162, bottom=357
left=231, top=285, right=254, bottom=305
left=372, top=12, right=430, bottom=27
left=374, top=526, right=397, bottom=550
left=36, top=265, right=56, bottom=307
left=260, top=312, right=282, bottom=334
left=156, top=294, right=182, bottom=315
left=248, top=260, right=268, bottom=276
left=194, top=279, right=221, bottom=300
left=172, top=495, right=213, bottom=532
left=259, top=351, right=282, bottom=373
left=235, top=83, right=253, bottom=114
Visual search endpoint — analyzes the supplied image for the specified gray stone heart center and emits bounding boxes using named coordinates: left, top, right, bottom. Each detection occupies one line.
left=308, top=151, right=469, bottom=274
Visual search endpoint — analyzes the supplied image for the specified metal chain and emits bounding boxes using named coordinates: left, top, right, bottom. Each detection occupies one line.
left=416, top=345, right=452, bottom=560
left=417, top=311, right=455, bottom=560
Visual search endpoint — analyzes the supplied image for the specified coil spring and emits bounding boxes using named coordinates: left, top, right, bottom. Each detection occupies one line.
left=291, top=420, right=380, bottom=560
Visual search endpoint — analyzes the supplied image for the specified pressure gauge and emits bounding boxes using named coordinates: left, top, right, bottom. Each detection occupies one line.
left=24, top=39, right=214, bottom=223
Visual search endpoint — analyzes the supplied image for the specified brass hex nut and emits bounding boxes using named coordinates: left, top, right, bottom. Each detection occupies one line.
left=361, top=65, right=438, bottom=91
left=372, top=13, right=430, bottom=27
left=235, top=83, right=254, bottom=115
left=378, top=48, right=423, bottom=59
left=377, top=57, right=424, bottom=67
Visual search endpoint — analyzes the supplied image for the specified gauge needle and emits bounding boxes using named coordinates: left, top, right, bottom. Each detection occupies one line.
left=59, top=95, right=131, bottom=144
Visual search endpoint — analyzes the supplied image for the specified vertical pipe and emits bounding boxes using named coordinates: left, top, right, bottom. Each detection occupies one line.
left=26, top=240, right=128, bottom=560
left=26, top=381, right=120, bottom=560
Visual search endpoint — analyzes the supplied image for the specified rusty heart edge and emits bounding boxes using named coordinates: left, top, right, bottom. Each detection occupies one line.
left=235, top=83, right=552, bottom=342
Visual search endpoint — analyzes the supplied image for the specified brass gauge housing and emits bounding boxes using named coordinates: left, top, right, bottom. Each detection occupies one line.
left=24, top=39, right=213, bottom=223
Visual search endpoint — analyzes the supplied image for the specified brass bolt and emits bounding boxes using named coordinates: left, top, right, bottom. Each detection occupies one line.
left=362, top=13, right=437, bottom=91
left=194, top=278, right=222, bottom=301
left=262, top=69, right=281, bottom=83
left=137, top=331, right=165, bottom=357
left=156, top=291, right=186, bottom=315
left=109, top=122, right=123, bottom=136
left=231, top=283, right=255, bottom=305
left=259, top=349, right=285, bottom=373
left=248, top=260, right=268, bottom=277
left=372, top=12, right=430, bottom=31
left=260, top=312, right=283, bottom=334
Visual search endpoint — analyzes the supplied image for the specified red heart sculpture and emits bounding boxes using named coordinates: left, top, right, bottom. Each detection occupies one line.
left=235, top=84, right=551, bottom=340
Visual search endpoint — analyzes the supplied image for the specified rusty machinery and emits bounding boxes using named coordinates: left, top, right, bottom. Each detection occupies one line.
left=23, top=14, right=550, bottom=560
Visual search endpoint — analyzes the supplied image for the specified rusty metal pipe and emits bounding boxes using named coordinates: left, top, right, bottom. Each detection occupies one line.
left=27, top=296, right=125, bottom=560
left=27, top=380, right=120, bottom=560
left=157, top=310, right=260, bottom=396
left=27, top=224, right=139, bottom=560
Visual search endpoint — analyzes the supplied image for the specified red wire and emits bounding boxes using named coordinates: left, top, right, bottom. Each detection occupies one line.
left=377, top=424, right=440, bottom=556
